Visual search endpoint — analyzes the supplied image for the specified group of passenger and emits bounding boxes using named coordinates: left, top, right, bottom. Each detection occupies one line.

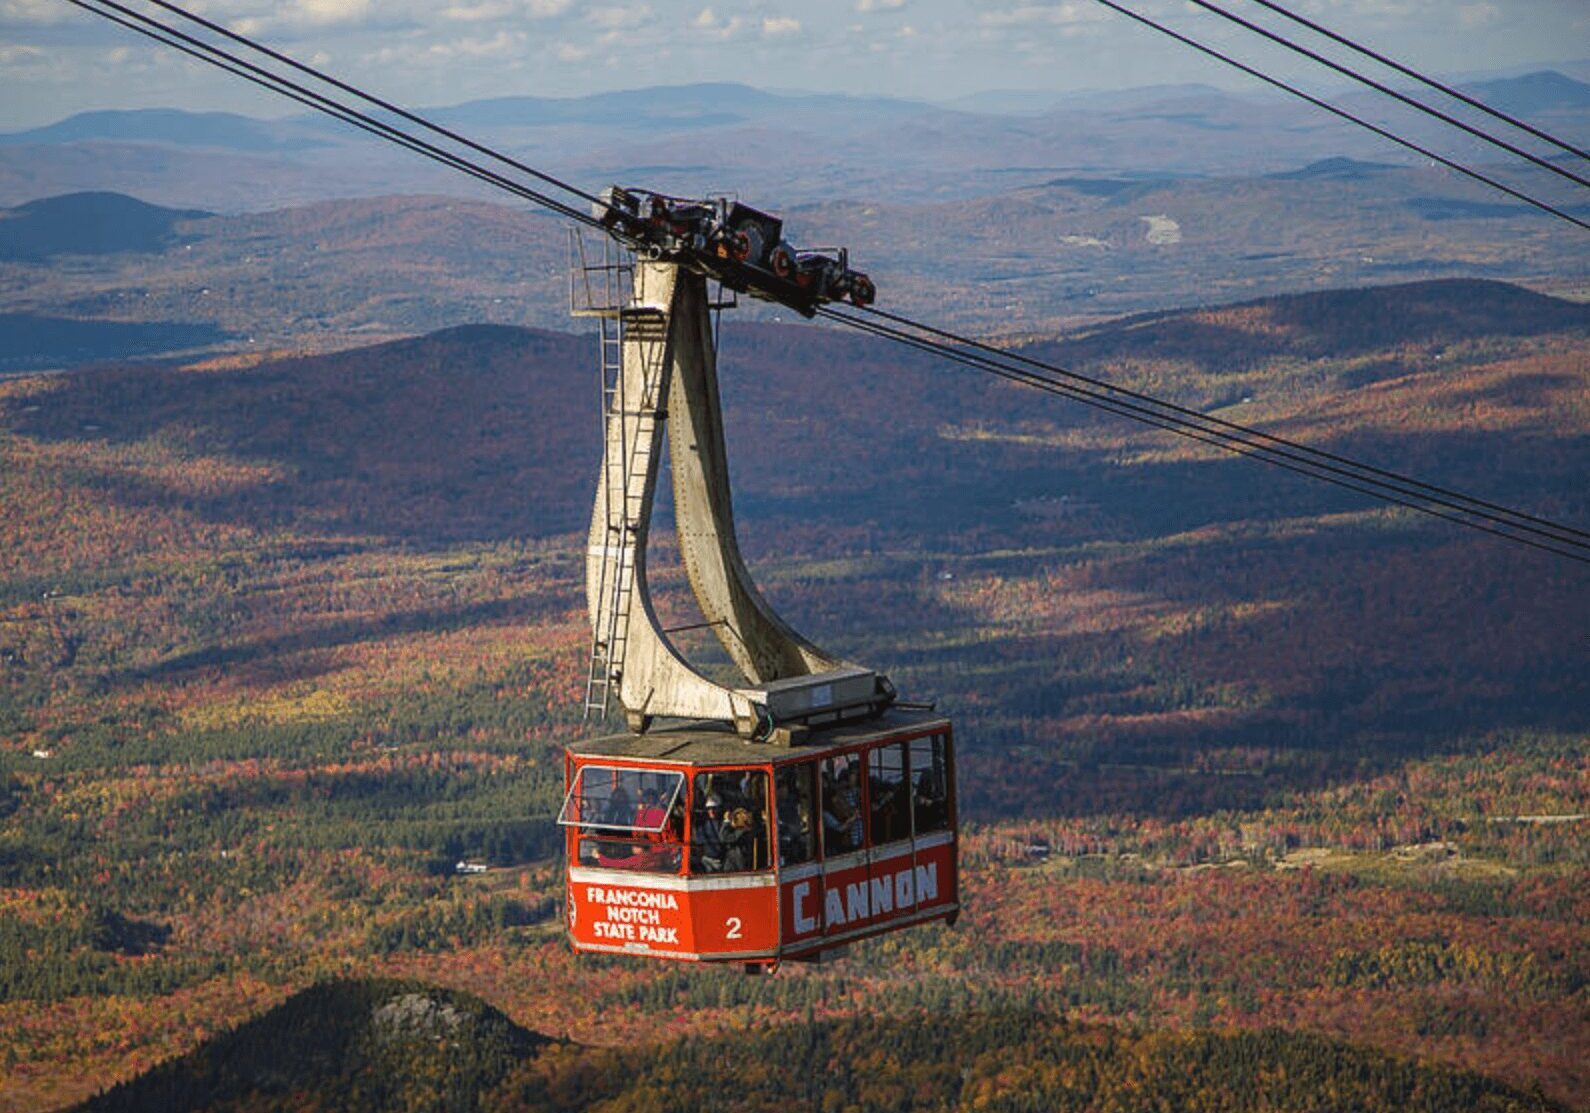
left=580, top=780, right=684, bottom=871
left=821, top=757, right=866, bottom=855
left=581, top=739, right=951, bottom=875
left=691, top=772, right=767, bottom=873
left=596, top=783, right=683, bottom=836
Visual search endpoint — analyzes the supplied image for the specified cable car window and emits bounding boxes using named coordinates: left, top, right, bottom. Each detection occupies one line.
left=821, top=753, right=864, bottom=856
left=910, top=734, right=950, bottom=835
left=691, top=770, right=770, bottom=874
left=557, top=766, right=684, bottom=830
left=774, top=762, right=817, bottom=867
left=867, top=742, right=910, bottom=845
left=558, top=765, right=685, bottom=873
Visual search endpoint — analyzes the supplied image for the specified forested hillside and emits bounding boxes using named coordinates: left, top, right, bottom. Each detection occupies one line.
left=1, top=279, right=1586, bottom=1110
left=75, top=981, right=1568, bottom=1113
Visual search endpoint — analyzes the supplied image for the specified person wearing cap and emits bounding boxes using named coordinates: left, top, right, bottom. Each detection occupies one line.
left=693, top=791, right=728, bottom=872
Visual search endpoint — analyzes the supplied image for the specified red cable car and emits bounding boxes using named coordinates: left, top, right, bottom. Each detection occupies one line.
left=563, top=240, right=957, bottom=967
left=559, top=713, right=957, bottom=966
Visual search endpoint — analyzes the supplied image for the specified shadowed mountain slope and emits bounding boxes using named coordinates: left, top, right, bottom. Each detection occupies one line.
left=2, top=278, right=1583, bottom=780
left=0, top=192, right=209, bottom=262
left=1033, top=278, right=1590, bottom=370
left=75, top=979, right=548, bottom=1113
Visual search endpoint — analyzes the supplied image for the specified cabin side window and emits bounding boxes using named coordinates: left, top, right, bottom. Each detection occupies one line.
left=690, top=769, right=771, bottom=874
left=820, top=752, right=864, bottom=857
left=556, top=765, right=684, bottom=874
left=774, top=762, right=818, bottom=867
left=867, top=742, right=910, bottom=845
left=910, top=734, right=951, bottom=835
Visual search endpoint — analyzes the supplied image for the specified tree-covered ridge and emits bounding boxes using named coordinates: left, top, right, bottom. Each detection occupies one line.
left=74, top=985, right=1570, bottom=1113
left=76, top=978, right=548, bottom=1113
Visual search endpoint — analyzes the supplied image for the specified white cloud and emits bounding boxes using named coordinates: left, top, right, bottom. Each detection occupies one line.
left=587, top=4, right=651, bottom=30
left=856, top=0, right=908, bottom=11
left=555, top=39, right=590, bottom=60
left=293, top=0, right=372, bottom=27
left=977, top=3, right=1103, bottom=28
left=444, top=1, right=518, bottom=22
left=1457, top=2, right=1500, bottom=29
left=447, top=29, right=524, bottom=56
left=365, top=29, right=525, bottom=67
left=693, top=8, right=751, bottom=39
left=762, top=15, right=801, bottom=35
left=528, top=0, right=574, bottom=14
left=0, top=41, right=44, bottom=62
left=0, top=0, right=72, bottom=23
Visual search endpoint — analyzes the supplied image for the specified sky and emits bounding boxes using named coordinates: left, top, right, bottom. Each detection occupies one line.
left=1, top=0, right=1587, bottom=129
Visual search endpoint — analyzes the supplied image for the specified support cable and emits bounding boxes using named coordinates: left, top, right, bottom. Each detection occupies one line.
left=1087, top=0, right=1590, bottom=232
left=68, top=0, right=1590, bottom=566
left=817, top=306, right=1590, bottom=565
left=849, top=302, right=1590, bottom=548
left=1182, top=0, right=1590, bottom=192
left=1244, top=0, right=1590, bottom=165
left=69, top=0, right=605, bottom=230
left=133, top=0, right=606, bottom=210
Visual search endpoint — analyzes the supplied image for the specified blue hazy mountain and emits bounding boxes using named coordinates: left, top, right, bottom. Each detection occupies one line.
left=426, top=82, right=936, bottom=130
left=1458, top=70, right=1590, bottom=114
left=0, top=108, right=334, bottom=152
left=0, top=191, right=210, bottom=261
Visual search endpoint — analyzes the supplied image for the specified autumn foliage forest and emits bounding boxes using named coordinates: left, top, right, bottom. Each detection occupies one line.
left=0, top=279, right=1586, bottom=1111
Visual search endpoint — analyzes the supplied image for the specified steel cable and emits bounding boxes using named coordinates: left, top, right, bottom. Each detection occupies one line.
left=66, top=0, right=1590, bottom=565
left=134, top=0, right=606, bottom=210
left=849, top=303, right=1590, bottom=548
left=1181, top=0, right=1590, bottom=192
left=1087, top=0, right=1590, bottom=232
left=817, top=306, right=1590, bottom=565
left=70, top=0, right=605, bottom=230
left=1244, top=0, right=1590, bottom=165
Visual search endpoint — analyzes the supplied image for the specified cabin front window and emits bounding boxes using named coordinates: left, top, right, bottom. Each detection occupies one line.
left=557, top=765, right=685, bottom=873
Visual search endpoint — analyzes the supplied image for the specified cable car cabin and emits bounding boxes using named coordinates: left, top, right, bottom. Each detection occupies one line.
left=557, top=711, right=957, bottom=968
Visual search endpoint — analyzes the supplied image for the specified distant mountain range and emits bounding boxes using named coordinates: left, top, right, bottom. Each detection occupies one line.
left=11, top=72, right=1587, bottom=149
left=5, top=72, right=1587, bottom=211
left=0, top=108, right=336, bottom=152
left=4, top=160, right=1585, bottom=361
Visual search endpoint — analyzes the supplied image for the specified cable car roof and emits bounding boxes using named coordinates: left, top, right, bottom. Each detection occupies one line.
left=568, top=709, right=951, bottom=769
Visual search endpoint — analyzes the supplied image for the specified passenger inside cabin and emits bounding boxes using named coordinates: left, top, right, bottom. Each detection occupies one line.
left=692, top=791, right=727, bottom=872
left=601, top=784, right=632, bottom=829
left=576, top=770, right=683, bottom=873
left=914, top=770, right=946, bottom=828
left=868, top=743, right=909, bottom=845
left=822, top=756, right=863, bottom=855
left=775, top=763, right=816, bottom=866
left=722, top=807, right=758, bottom=871
left=691, top=770, right=769, bottom=873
